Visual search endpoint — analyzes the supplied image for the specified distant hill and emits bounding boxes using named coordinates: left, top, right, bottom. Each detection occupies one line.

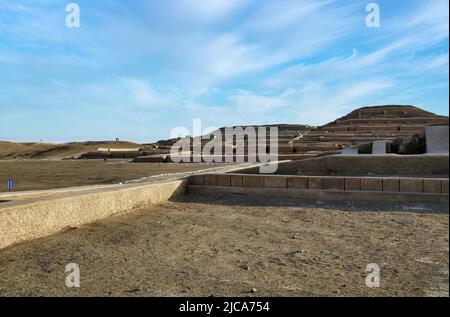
left=0, top=141, right=144, bottom=160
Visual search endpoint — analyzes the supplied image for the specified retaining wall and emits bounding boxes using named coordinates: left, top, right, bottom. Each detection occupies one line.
left=0, top=180, right=186, bottom=249
left=188, top=174, right=448, bottom=204
left=234, top=155, right=449, bottom=177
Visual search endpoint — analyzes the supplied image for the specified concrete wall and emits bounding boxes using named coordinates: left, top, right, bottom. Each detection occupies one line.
left=0, top=180, right=186, bottom=249
left=189, top=174, right=448, bottom=194
left=235, top=155, right=449, bottom=177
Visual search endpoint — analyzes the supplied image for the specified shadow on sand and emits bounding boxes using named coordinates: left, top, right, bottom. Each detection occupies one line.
left=171, top=192, right=449, bottom=214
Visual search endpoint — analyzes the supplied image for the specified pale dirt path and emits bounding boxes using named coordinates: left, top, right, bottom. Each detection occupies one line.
left=0, top=162, right=257, bottom=206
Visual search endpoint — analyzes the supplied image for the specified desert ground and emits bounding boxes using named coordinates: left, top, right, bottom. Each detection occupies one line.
left=0, top=160, right=219, bottom=192
left=0, top=194, right=447, bottom=297
left=0, top=140, right=145, bottom=160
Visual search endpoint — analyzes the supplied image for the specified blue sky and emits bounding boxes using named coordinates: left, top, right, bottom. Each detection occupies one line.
left=0, top=0, right=448, bottom=143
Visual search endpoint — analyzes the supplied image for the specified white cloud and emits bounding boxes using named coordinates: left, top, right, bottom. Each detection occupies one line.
left=171, top=0, right=248, bottom=22
left=1, top=0, right=448, bottom=142
left=202, top=33, right=285, bottom=79
left=422, top=52, right=449, bottom=71
left=121, top=78, right=160, bottom=107
left=229, top=90, right=288, bottom=113
left=405, top=0, right=449, bottom=34
left=289, top=79, right=395, bottom=124
left=245, top=0, right=333, bottom=31
left=380, top=0, right=449, bottom=52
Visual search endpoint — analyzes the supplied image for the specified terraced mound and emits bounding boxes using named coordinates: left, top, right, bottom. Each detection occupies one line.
left=162, top=105, right=448, bottom=157
left=195, top=124, right=313, bottom=154
left=292, top=105, right=449, bottom=154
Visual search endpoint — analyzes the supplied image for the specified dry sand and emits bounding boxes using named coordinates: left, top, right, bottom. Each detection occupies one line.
left=0, top=194, right=447, bottom=297
left=0, top=161, right=218, bottom=192
left=0, top=140, right=143, bottom=160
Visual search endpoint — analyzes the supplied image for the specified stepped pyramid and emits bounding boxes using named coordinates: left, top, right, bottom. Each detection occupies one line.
left=139, top=105, right=448, bottom=162
left=290, top=105, right=449, bottom=154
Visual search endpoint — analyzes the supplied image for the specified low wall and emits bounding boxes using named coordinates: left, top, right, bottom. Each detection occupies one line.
left=0, top=180, right=186, bottom=249
left=79, top=151, right=142, bottom=159
left=234, top=155, right=449, bottom=177
left=188, top=174, right=448, bottom=204
left=97, top=147, right=141, bottom=152
left=132, top=155, right=167, bottom=163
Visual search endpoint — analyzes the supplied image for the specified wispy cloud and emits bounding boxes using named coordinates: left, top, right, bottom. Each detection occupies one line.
left=0, top=0, right=448, bottom=142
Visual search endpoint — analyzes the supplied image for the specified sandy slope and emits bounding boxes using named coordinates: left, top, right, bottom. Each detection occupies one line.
left=0, top=140, right=143, bottom=160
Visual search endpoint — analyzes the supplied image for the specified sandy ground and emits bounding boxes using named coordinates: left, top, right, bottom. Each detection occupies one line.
left=0, top=194, right=448, bottom=297
left=0, top=161, right=219, bottom=192
left=0, top=140, right=144, bottom=160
